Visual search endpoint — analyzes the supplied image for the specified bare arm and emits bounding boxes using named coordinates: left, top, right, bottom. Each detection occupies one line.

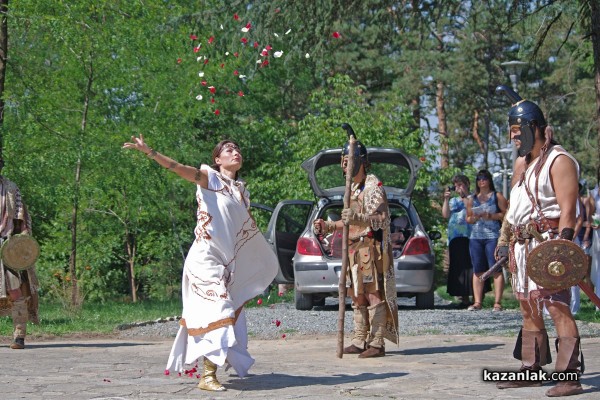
left=123, top=134, right=208, bottom=188
left=551, top=155, right=579, bottom=233
left=465, top=197, right=476, bottom=224
left=441, top=187, right=451, bottom=219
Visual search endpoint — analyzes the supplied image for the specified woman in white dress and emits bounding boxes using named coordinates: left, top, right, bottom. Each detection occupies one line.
left=589, top=166, right=600, bottom=308
left=123, top=135, right=278, bottom=391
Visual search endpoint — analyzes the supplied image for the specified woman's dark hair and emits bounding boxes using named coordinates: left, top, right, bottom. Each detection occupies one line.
left=452, top=174, right=470, bottom=188
left=474, top=169, right=496, bottom=195
left=210, top=140, right=241, bottom=180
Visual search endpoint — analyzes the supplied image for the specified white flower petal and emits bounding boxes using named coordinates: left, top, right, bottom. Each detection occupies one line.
left=225, top=52, right=229, bottom=56
left=197, top=57, right=202, bottom=62
left=256, top=59, right=262, bottom=63
left=285, top=29, right=292, bottom=35
left=239, top=75, right=247, bottom=79
left=274, top=33, right=279, bottom=37
left=196, top=95, right=203, bottom=100
left=220, top=24, right=224, bottom=30
left=305, top=53, right=310, bottom=59
left=198, top=71, right=204, bottom=77
left=241, top=27, right=249, bottom=33
left=274, top=51, right=283, bottom=58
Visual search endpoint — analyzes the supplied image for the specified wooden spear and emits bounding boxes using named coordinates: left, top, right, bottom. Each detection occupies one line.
left=337, top=123, right=356, bottom=358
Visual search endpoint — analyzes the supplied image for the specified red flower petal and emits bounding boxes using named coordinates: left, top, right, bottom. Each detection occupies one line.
left=238, top=91, right=244, bottom=96
left=275, top=319, right=281, bottom=327
left=245, top=22, right=252, bottom=29
left=233, top=13, right=239, bottom=20
left=220, top=63, right=225, bottom=68
left=164, top=370, right=170, bottom=376
left=209, top=86, right=216, bottom=94
left=332, top=31, right=341, bottom=38
left=261, top=50, right=268, bottom=56
left=208, top=36, right=215, bottom=44
left=211, top=98, right=215, bottom=103
left=377, top=181, right=383, bottom=186
left=201, top=81, right=207, bottom=86
left=204, top=59, right=209, bottom=65
left=282, top=334, right=286, bottom=339
left=234, top=52, right=239, bottom=57
left=176, top=58, right=182, bottom=64
left=233, top=70, right=239, bottom=76
left=178, top=372, right=182, bottom=376
left=253, top=41, right=259, bottom=48
left=265, top=45, right=272, bottom=51
left=278, top=291, right=283, bottom=296
left=193, top=47, right=200, bottom=53
left=241, top=37, right=248, bottom=44
left=189, top=34, right=198, bottom=40
left=257, top=298, right=263, bottom=305
left=261, top=60, right=269, bottom=67
left=419, top=156, right=426, bottom=162
left=214, top=109, right=220, bottom=115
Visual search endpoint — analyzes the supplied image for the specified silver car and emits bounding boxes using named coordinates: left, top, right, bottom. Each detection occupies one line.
left=264, top=147, right=440, bottom=310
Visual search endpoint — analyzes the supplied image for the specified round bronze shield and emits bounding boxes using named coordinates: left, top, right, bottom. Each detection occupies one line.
left=526, top=239, right=587, bottom=290
left=1, top=234, right=40, bottom=271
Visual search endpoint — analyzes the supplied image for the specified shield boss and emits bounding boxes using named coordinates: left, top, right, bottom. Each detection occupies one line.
left=1, top=234, right=40, bottom=271
left=527, top=239, right=587, bottom=290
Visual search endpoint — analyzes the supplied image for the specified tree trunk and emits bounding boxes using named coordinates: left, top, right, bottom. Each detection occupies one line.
left=0, top=0, right=8, bottom=155
left=125, top=229, right=137, bottom=303
left=69, top=158, right=80, bottom=307
left=590, top=0, right=600, bottom=168
left=436, top=81, right=449, bottom=169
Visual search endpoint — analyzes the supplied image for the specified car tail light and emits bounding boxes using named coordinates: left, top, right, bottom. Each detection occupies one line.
left=297, top=237, right=323, bottom=256
left=402, top=236, right=431, bottom=255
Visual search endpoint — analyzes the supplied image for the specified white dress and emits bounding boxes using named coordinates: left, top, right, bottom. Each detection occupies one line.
left=165, top=166, right=278, bottom=377
left=506, top=146, right=579, bottom=299
left=590, top=186, right=600, bottom=305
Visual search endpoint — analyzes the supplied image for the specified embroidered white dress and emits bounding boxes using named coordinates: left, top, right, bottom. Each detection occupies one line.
left=506, top=146, right=579, bottom=298
left=165, top=166, right=278, bottom=377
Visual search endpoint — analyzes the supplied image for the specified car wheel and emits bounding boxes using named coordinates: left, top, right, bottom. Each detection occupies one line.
left=295, top=290, right=314, bottom=310
left=415, top=288, right=434, bottom=309
left=313, top=296, right=326, bottom=307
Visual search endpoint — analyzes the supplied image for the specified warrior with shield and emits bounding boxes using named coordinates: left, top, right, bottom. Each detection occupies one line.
left=313, top=128, right=398, bottom=358
left=494, top=86, right=584, bottom=397
left=0, top=158, right=40, bottom=350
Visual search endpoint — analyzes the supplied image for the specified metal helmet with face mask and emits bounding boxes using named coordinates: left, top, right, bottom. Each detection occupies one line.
left=341, top=139, right=368, bottom=177
left=495, top=85, right=546, bottom=157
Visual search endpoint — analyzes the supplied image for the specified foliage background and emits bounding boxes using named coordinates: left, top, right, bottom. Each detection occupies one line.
left=1, top=0, right=597, bottom=303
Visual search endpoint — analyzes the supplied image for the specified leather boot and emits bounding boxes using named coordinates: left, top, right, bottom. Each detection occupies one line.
left=11, top=298, right=27, bottom=350
left=343, top=305, right=369, bottom=354
left=545, top=337, right=583, bottom=397
left=198, top=358, right=226, bottom=392
left=497, top=329, right=550, bottom=389
left=359, top=302, right=386, bottom=359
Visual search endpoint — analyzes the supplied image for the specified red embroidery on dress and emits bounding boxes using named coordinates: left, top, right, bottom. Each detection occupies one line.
left=194, top=194, right=212, bottom=242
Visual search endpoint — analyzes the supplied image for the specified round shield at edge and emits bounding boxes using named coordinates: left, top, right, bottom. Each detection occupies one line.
left=526, top=239, right=587, bottom=290
left=1, top=234, right=40, bottom=271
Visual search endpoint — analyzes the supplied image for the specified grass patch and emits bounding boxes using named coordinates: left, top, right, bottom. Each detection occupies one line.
left=1, top=285, right=294, bottom=337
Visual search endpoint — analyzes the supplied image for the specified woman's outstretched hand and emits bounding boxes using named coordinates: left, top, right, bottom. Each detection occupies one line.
left=123, top=134, right=151, bottom=154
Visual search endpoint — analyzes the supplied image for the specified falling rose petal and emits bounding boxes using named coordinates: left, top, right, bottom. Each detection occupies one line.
left=204, top=59, right=209, bottom=65
left=285, top=29, right=292, bottom=34
left=196, top=374, right=201, bottom=378
left=278, top=292, right=283, bottom=296
left=201, top=81, right=207, bottom=86
left=420, top=156, right=426, bottom=162
left=377, top=181, right=383, bottom=186
left=234, top=52, right=239, bottom=57
left=220, top=63, right=225, bottom=68
left=262, top=60, right=269, bottom=67
left=241, top=37, right=248, bottom=44
left=274, top=51, right=283, bottom=58
left=193, top=47, right=200, bottom=53
left=208, top=36, right=215, bottom=44
left=198, top=71, right=204, bottom=77
left=282, top=334, right=286, bottom=339
left=196, top=94, right=203, bottom=101
left=305, top=53, right=310, bottom=59
left=253, top=41, right=259, bottom=48
left=233, top=13, right=239, bottom=20
left=261, top=49, right=268, bottom=56
left=211, top=98, right=215, bottom=103
left=233, top=70, right=239, bottom=76
left=238, top=91, right=244, bottom=96
left=164, top=370, right=170, bottom=376
left=214, top=109, right=220, bottom=115
left=275, top=319, right=281, bottom=327
left=176, top=58, right=182, bottom=64
left=190, top=34, right=198, bottom=40
left=178, top=372, right=182, bottom=377
left=266, top=45, right=272, bottom=51
left=209, top=86, right=216, bottom=94
left=246, top=22, right=252, bottom=29
left=332, top=31, right=341, bottom=38
left=257, top=298, right=263, bottom=305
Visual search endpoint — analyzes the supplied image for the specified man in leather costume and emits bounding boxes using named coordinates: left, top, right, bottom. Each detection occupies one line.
left=313, top=139, right=398, bottom=358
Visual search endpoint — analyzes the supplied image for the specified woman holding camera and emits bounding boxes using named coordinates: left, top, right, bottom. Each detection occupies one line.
left=442, top=174, right=474, bottom=307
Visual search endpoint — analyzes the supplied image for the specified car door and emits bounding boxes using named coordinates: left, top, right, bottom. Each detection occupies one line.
left=264, top=200, right=314, bottom=284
